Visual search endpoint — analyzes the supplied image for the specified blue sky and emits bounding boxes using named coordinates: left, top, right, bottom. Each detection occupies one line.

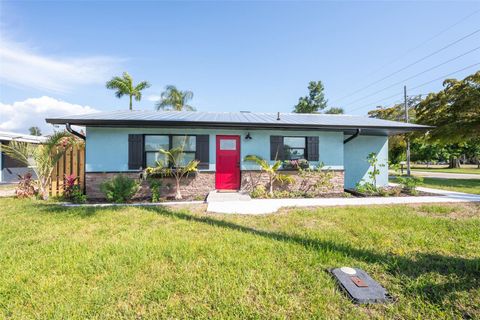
left=0, top=1, right=479, bottom=132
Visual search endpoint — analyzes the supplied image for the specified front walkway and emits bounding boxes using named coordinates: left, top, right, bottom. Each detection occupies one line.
left=206, top=186, right=480, bottom=214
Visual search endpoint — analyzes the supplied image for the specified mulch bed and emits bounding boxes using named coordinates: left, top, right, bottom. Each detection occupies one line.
left=345, top=189, right=439, bottom=198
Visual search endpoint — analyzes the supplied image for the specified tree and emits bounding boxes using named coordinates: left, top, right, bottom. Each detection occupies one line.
left=106, top=72, right=151, bottom=110
left=155, top=85, right=195, bottom=111
left=367, top=96, right=421, bottom=164
left=156, top=147, right=199, bottom=200
left=416, top=71, right=480, bottom=142
left=293, top=81, right=328, bottom=113
left=1, top=132, right=79, bottom=200
left=29, top=126, right=42, bottom=136
left=324, top=107, right=344, bottom=114
left=415, top=71, right=480, bottom=167
left=244, top=155, right=294, bottom=196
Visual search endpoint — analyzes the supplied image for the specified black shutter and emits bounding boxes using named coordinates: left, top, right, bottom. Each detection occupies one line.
left=128, top=134, right=144, bottom=170
left=196, top=135, right=210, bottom=170
left=270, top=136, right=284, bottom=160
left=306, top=136, right=319, bottom=161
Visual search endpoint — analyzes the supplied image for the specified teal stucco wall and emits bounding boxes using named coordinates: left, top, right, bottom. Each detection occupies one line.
left=343, top=135, right=389, bottom=189
left=85, top=127, right=344, bottom=172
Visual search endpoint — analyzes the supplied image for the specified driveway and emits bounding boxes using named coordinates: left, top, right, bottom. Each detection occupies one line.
left=411, top=171, right=480, bottom=180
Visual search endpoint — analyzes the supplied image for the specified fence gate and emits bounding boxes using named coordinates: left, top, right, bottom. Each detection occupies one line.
left=49, top=145, right=85, bottom=197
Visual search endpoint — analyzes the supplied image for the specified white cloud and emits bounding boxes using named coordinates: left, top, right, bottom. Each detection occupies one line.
left=0, top=96, right=98, bottom=134
left=0, top=38, right=122, bottom=93
left=147, top=95, right=161, bottom=102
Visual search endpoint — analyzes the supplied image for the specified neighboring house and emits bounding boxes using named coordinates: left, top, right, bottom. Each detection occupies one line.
left=0, top=131, right=47, bottom=183
left=46, top=111, right=428, bottom=198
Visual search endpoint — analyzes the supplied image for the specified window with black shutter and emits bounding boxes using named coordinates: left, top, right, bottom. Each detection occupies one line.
left=142, top=134, right=209, bottom=169
left=270, top=136, right=319, bottom=161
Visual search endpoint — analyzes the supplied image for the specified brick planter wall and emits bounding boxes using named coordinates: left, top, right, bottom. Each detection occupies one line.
left=85, top=171, right=215, bottom=200
left=240, top=170, right=344, bottom=195
left=85, top=169, right=344, bottom=200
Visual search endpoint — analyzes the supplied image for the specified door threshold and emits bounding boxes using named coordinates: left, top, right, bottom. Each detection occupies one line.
left=216, top=189, right=240, bottom=193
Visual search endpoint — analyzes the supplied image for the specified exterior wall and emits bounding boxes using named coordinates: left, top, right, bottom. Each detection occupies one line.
left=241, top=170, right=344, bottom=195
left=343, top=135, right=389, bottom=189
left=85, top=127, right=344, bottom=172
left=86, top=171, right=215, bottom=200
left=85, top=170, right=344, bottom=200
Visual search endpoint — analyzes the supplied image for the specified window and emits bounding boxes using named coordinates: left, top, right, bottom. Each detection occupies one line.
left=220, top=139, right=236, bottom=150
left=172, top=135, right=196, bottom=167
left=145, top=135, right=169, bottom=167
left=283, top=137, right=306, bottom=160
left=144, top=135, right=197, bottom=167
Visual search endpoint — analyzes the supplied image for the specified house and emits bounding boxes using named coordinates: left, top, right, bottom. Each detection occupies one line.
left=46, top=111, right=428, bottom=199
left=0, top=131, right=47, bottom=183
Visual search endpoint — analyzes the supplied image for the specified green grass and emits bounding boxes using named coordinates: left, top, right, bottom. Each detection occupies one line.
left=411, top=164, right=480, bottom=175
left=419, top=177, right=480, bottom=194
left=1, top=198, right=479, bottom=319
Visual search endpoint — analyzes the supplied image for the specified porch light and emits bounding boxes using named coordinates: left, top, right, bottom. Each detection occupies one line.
left=245, top=133, right=252, bottom=140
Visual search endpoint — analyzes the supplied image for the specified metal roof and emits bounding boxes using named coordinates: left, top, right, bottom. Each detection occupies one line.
left=0, top=131, right=47, bottom=144
left=45, top=110, right=431, bottom=135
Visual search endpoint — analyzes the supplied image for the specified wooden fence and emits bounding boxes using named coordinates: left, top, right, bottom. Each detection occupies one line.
left=49, top=145, right=85, bottom=197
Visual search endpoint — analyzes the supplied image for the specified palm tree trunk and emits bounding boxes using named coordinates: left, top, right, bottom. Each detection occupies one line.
left=175, top=178, right=182, bottom=200
left=129, top=95, right=133, bottom=111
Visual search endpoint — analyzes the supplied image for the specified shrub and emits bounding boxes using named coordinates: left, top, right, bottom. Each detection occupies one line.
left=355, top=181, right=378, bottom=195
left=100, top=175, right=139, bottom=203
left=397, top=176, right=423, bottom=195
left=63, top=174, right=87, bottom=203
left=148, top=179, right=162, bottom=202
left=250, top=185, right=268, bottom=198
left=15, top=172, right=36, bottom=198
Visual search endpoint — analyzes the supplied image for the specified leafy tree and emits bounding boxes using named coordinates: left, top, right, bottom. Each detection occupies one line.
left=1, top=132, right=79, bottom=200
left=106, top=72, right=151, bottom=110
left=293, top=81, right=328, bottom=113
left=155, top=85, right=195, bottom=111
left=415, top=71, right=480, bottom=167
left=29, top=126, right=42, bottom=136
left=244, top=155, right=294, bottom=196
left=367, top=96, right=421, bottom=164
left=324, top=107, right=344, bottom=114
left=415, top=71, right=480, bottom=142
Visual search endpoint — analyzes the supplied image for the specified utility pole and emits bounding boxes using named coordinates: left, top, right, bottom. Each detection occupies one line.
left=404, top=85, right=411, bottom=176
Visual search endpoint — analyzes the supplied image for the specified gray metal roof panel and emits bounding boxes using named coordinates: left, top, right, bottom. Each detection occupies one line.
left=46, top=110, right=431, bottom=134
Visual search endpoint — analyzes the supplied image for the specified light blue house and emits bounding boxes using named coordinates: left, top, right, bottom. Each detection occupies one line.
left=46, top=111, right=428, bottom=197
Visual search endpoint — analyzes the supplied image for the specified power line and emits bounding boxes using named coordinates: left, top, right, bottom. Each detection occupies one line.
left=347, top=62, right=480, bottom=113
left=355, top=9, right=480, bottom=81
left=341, top=46, right=480, bottom=108
left=332, top=27, right=480, bottom=104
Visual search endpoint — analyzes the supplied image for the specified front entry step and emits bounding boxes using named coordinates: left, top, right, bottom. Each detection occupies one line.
left=206, top=190, right=251, bottom=203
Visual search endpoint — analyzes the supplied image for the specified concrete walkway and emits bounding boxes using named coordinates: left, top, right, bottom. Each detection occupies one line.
left=206, top=187, right=480, bottom=214
left=411, top=171, right=480, bottom=180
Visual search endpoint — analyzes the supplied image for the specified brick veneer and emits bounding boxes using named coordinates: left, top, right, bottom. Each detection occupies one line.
left=85, top=169, right=344, bottom=200
left=240, top=170, right=344, bottom=195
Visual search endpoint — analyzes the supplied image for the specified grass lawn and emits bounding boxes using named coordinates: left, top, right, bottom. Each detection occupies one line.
left=391, top=176, right=480, bottom=195
left=411, top=164, right=480, bottom=175
left=1, top=198, right=479, bottom=319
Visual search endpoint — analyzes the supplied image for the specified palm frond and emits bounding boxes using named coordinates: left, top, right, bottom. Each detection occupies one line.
left=1, top=141, right=34, bottom=166
left=135, top=81, right=151, bottom=91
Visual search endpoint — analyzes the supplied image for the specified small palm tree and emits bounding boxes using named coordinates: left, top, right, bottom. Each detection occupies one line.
left=244, top=155, right=294, bottom=196
left=106, top=72, right=151, bottom=110
left=155, top=85, right=195, bottom=111
left=2, top=132, right=80, bottom=200
left=156, top=147, right=199, bottom=200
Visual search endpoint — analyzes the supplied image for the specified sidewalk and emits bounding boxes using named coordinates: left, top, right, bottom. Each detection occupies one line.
left=206, top=186, right=480, bottom=214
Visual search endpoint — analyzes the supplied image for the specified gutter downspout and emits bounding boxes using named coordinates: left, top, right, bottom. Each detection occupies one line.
left=343, top=129, right=361, bottom=144
left=66, top=123, right=86, bottom=140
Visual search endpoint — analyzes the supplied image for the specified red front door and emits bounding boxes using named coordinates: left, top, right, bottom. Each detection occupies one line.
left=216, top=135, right=241, bottom=190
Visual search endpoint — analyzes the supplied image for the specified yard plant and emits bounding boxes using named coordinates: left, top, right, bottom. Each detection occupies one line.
left=100, top=174, right=139, bottom=203
left=244, top=155, right=294, bottom=196
left=1, top=132, right=79, bottom=200
left=0, top=198, right=479, bottom=318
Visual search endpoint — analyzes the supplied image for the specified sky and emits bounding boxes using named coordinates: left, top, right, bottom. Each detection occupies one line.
left=0, top=1, right=479, bottom=134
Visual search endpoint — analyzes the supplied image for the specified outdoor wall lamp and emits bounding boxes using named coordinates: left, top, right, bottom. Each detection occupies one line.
left=245, top=132, right=252, bottom=140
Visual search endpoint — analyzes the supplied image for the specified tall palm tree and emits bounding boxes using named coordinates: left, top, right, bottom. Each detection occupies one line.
left=106, top=72, right=151, bottom=110
left=155, top=85, right=195, bottom=111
